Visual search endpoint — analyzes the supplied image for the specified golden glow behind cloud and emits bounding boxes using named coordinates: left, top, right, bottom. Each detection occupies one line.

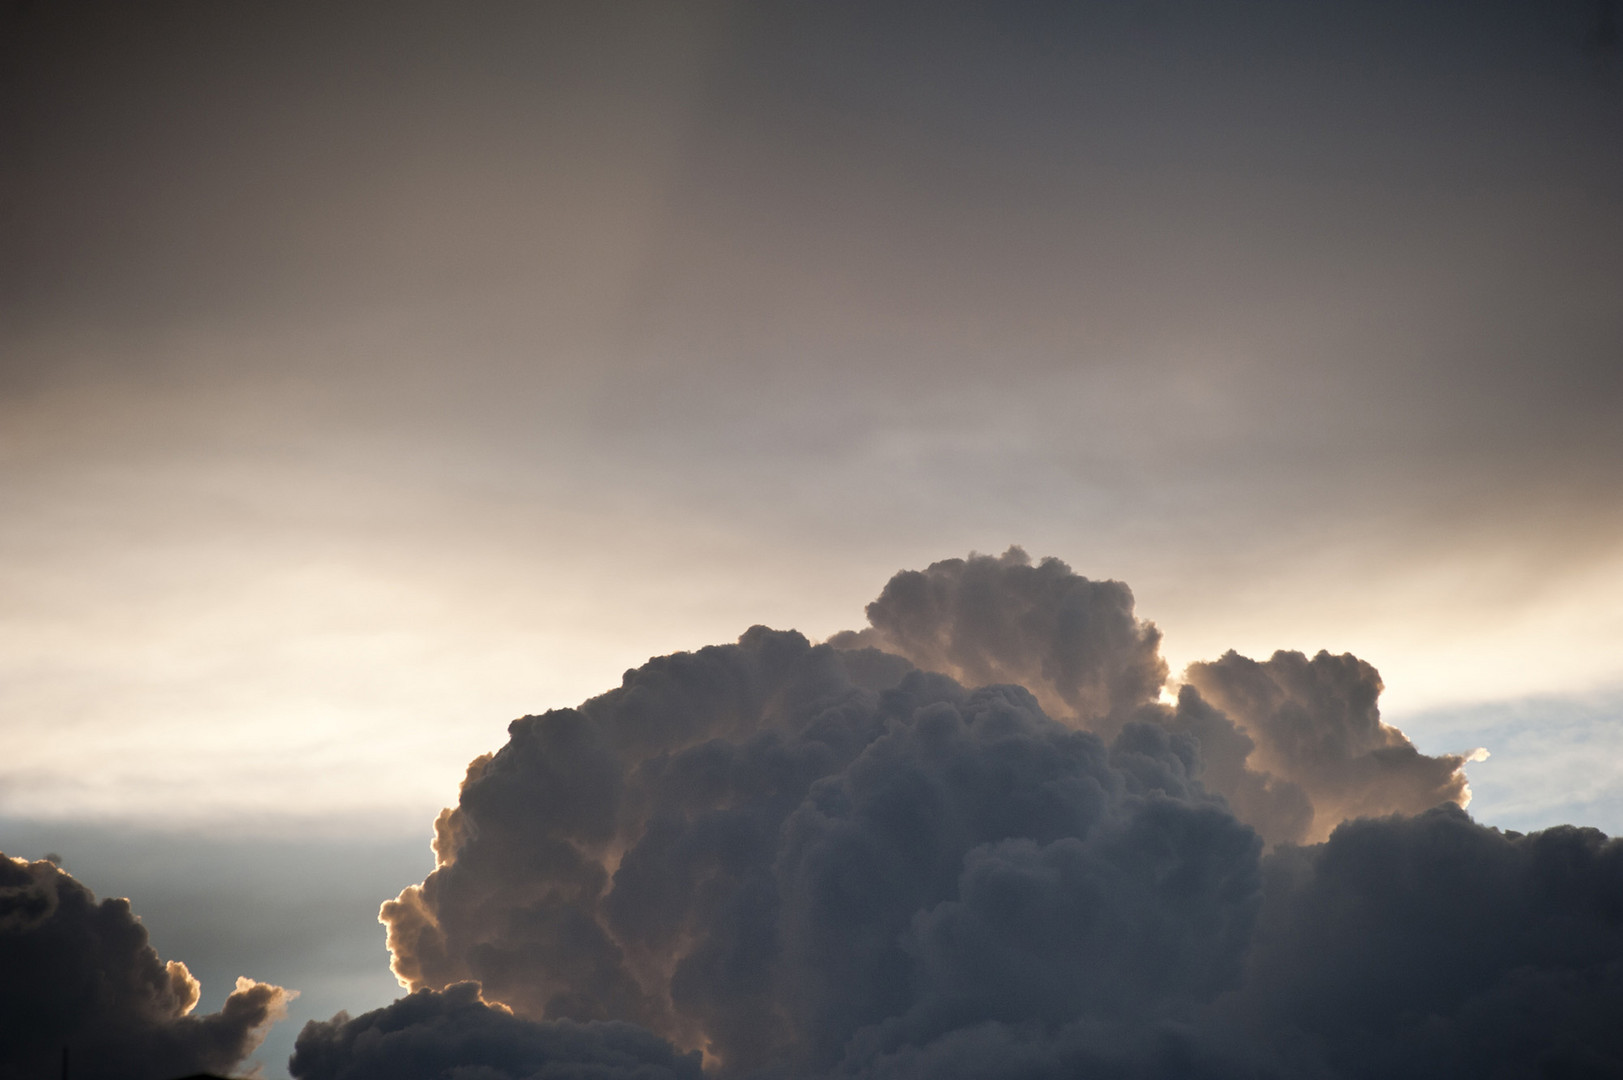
left=3, top=1, right=1621, bottom=832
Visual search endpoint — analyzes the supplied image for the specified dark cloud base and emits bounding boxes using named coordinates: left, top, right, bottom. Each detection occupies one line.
left=291, top=982, right=702, bottom=1080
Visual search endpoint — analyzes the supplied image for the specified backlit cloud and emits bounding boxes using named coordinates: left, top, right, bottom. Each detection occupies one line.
left=0, top=853, right=290, bottom=1080
left=339, top=551, right=1623, bottom=1079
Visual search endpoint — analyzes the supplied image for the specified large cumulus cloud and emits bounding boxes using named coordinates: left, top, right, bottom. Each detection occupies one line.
left=379, top=627, right=1264, bottom=1075
left=0, top=853, right=290, bottom=1080
left=310, top=549, right=1622, bottom=1079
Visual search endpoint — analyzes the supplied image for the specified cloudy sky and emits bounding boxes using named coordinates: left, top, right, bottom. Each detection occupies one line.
left=3, top=2, right=1622, bottom=1076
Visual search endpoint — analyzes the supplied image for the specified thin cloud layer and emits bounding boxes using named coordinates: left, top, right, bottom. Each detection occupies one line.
left=0, top=853, right=290, bottom=1080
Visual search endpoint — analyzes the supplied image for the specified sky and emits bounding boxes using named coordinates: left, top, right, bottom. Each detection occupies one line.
left=3, top=2, right=1623, bottom=1077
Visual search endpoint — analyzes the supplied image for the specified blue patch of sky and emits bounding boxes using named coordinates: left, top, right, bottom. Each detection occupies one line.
left=1399, top=686, right=1623, bottom=837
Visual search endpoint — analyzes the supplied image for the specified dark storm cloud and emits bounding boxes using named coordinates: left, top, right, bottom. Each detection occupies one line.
left=364, top=550, right=1596, bottom=1078
left=832, top=806, right=1623, bottom=1080
left=379, top=625, right=1264, bottom=1075
left=291, top=982, right=702, bottom=1080
left=0, top=852, right=289, bottom=1080
left=150, top=547, right=1612, bottom=1080
left=1226, top=805, right=1623, bottom=1079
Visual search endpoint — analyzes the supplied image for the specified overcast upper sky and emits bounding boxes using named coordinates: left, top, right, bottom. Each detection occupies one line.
left=4, top=3, right=1622, bottom=1073
left=5, top=0, right=1623, bottom=826
left=5, top=0, right=1623, bottom=830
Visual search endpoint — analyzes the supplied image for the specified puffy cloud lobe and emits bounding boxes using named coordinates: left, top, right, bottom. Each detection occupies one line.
left=290, top=982, right=703, bottom=1080
left=1185, top=649, right=1474, bottom=842
left=380, top=628, right=1266, bottom=1075
left=0, top=853, right=290, bottom=1080
left=829, top=548, right=1167, bottom=726
left=836, top=550, right=1470, bottom=846
left=382, top=628, right=867, bottom=1046
left=1146, top=686, right=1315, bottom=849
left=775, top=698, right=1258, bottom=1072
left=835, top=799, right=1260, bottom=1077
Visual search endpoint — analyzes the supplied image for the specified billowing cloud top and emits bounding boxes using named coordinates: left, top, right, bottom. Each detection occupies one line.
left=833, top=550, right=1473, bottom=844
left=0, top=853, right=290, bottom=1080
left=829, top=548, right=1168, bottom=725
left=322, top=550, right=1623, bottom=1079
left=1185, top=648, right=1473, bottom=842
